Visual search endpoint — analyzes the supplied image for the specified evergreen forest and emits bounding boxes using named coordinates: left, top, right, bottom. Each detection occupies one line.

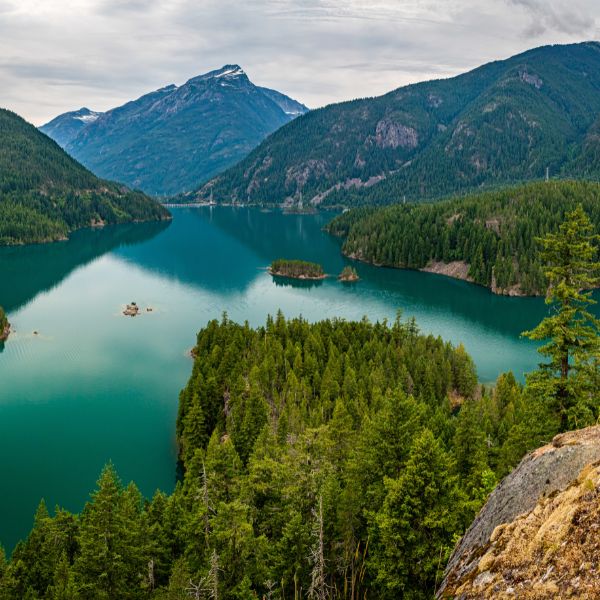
left=327, top=180, right=600, bottom=295
left=0, top=109, right=169, bottom=246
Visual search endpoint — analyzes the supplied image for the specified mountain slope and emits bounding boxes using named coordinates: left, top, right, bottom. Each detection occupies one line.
left=325, top=180, right=600, bottom=296
left=41, top=66, right=308, bottom=196
left=39, top=107, right=102, bottom=147
left=0, top=108, right=169, bottom=245
left=438, top=426, right=600, bottom=598
left=196, top=42, right=600, bottom=207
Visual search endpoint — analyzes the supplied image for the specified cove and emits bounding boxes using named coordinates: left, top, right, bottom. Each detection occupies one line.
left=0, top=206, right=555, bottom=551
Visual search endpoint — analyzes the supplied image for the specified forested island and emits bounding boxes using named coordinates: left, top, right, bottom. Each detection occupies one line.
left=327, top=180, right=600, bottom=296
left=0, top=306, right=9, bottom=341
left=338, top=265, right=360, bottom=282
left=0, top=109, right=170, bottom=246
left=269, top=258, right=326, bottom=279
left=0, top=206, right=598, bottom=598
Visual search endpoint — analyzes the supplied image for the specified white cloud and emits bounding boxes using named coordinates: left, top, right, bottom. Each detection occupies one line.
left=0, top=0, right=598, bottom=124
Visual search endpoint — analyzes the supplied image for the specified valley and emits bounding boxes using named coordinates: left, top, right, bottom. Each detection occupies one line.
left=2, top=29, right=600, bottom=598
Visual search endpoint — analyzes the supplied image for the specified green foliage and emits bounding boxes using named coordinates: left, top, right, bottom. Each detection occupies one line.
left=523, top=205, right=600, bottom=430
left=371, top=429, right=463, bottom=599
left=0, top=109, right=169, bottom=245
left=270, top=259, right=325, bottom=279
left=196, top=42, right=600, bottom=208
left=171, top=314, right=533, bottom=597
left=0, top=312, right=576, bottom=598
left=338, top=266, right=359, bottom=281
left=0, top=306, right=8, bottom=335
left=326, top=180, right=600, bottom=294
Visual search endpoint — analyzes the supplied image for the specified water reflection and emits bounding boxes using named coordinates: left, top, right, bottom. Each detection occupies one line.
left=112, top=208, right=549, bottom=340
left=0, top=221, right=170, bottom=313
left=271, top=276, right=325, bottom=289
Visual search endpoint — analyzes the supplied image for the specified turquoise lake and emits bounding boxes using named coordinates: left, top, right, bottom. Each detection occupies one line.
left=0, top=206, right=551, bottom=551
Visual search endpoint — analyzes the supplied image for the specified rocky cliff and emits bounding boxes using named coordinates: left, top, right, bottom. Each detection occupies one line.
left=438, top=426, right=600, bottom=599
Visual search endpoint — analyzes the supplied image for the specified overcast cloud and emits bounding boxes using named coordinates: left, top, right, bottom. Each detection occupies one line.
left=1, top=0, right=598, bottom=125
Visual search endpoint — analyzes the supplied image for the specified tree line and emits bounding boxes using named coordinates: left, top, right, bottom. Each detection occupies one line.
left=326, top=180, right=600, bottom=295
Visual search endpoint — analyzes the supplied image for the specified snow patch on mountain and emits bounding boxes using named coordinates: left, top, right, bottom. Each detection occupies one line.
left=74, top=112, right=101, bottom=124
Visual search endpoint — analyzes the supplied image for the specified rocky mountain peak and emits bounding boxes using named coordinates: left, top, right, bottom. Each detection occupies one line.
left=188, top=64, right=249, bottom=86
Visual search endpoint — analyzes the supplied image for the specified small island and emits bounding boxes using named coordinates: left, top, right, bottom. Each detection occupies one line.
left=123, top=302, right=140, bottom=317
left=269, top=259, right=327, bottom=280
left=0, top=306, right=10, bottom=341
left=338, top=265, right=360, bottom=282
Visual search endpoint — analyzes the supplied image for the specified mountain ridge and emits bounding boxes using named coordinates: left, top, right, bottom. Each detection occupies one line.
left=40, top=66, right=308, bottom=196
left=194, top=42, right=600, bottom=207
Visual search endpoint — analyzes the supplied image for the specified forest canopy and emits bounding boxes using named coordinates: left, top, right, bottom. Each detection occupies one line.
left=326, top=180, right=600, bottom=295
left=0, top=108, right=170, bottom=245
left=269, top=259, right=325, bottom=279
left=0, top=312, right=558, bottom=600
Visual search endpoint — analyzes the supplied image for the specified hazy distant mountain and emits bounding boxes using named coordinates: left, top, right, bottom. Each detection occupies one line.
left=40, top=107, right=102, bottom=147
left=1, top=108, right=169, bottom=245
left=40, top=66, right=308, bottom=196
left=196, top=42, right=600, bottom=207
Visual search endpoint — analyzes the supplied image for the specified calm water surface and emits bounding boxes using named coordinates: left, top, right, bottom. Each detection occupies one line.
left=0, top=207, right=553, bottom=550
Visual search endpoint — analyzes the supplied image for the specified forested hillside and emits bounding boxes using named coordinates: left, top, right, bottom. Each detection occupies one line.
left=196, top=42, right=600, bottom=208
left=0, top=109, right=169, bottom=245
left=0, top=313, right=555, bottom=599
left=326, top=180, right=600, bottom=295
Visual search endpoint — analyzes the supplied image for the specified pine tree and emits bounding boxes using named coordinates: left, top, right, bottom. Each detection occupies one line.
left=74, top=463, right=144, bottom=599
left=523, top=205, right=600, bottom=429
left=371, top=429, right=464, bottom=599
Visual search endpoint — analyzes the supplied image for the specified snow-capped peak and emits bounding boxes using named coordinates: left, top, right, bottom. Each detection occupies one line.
left=190, top=65, right=248, bottom=85
left=214, top=65, right=246, bottom=79
left=73, top=109, right=101, bottom=124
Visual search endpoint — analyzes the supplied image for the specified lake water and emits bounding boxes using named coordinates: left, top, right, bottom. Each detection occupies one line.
left=0, top=206, right=551, bottom=551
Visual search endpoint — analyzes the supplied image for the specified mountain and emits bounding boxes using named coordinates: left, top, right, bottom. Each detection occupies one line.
left=39, top=107, right=102, bottom=147
left=325, top=180, right=600, bottom=296
left=439, top=425, right=600, bottom=598
left=41, top=65, right=308, bottom=196
left=0, top=108, right=170, bottom=245
left=196, top=42, right=600, bottom=207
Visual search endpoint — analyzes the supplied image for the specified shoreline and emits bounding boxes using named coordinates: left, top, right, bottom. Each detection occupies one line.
left=345, top=252, right=537, bottom=297
left=268, top=268, right=328, bottom=281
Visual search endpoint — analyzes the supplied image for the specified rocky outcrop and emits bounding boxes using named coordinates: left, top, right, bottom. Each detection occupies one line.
left=123, top=302, right=140, bottom=317
left=374, top=119, right=418, bottom=149
left=520, top=69, right=543, bottom=89
left=438, top=426, right=600, bottom=599
left=284, top=160, right=328, bottom=190
left=420, top=260, right=473, bottom=282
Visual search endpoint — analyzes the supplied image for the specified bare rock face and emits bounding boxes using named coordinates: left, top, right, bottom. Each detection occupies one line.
left=284, top=160, right=328, bottom=189
left=374, top=119, right=418, bottom=149
left=520, top=69, right=543, bottom=89
left=438, top=426, right=600, bottom=599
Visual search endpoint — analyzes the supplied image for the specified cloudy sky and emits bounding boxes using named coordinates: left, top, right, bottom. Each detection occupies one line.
left=1, top=0, right=599, bottom=125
